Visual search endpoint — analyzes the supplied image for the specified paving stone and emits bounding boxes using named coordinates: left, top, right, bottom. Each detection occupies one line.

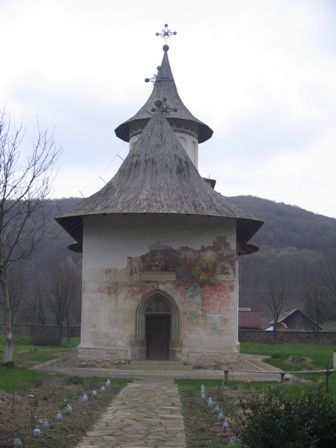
left=75, top=379, right=187, bottom=448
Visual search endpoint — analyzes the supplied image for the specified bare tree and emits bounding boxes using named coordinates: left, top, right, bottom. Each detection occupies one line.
left=0, top=110, right=60, bottom=363
left=6, top=265, right=28, bottom=324
left=24, top=271, right=49, bottom=326
left=48, top=257, right=81, bottom=344
left=301, top=270, right=328, bottom=336
left=321, top=254, right=336, bottom=307
left=260, top=273, right=290, bottom=338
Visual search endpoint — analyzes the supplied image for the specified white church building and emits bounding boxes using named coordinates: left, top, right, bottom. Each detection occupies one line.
left=57, top=37, right=263, bottom=368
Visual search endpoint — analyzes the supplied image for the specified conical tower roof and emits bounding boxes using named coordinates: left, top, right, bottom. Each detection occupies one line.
left=115, top=45, right=213, bottom=143
left=56, top=107, right=263, bottom=253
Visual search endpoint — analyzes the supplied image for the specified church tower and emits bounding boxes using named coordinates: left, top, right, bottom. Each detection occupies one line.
left=56, top=26, right=263, bottom=368
left=115, top=41, right=213, bottom=169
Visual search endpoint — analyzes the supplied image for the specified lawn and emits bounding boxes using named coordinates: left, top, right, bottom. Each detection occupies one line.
left=0, top=334, right=80, bottom=368
left=240, top=341, right=334, bottom=371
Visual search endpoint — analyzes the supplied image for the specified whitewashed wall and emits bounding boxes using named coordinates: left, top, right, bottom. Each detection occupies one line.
left=77, top=214, right=239, bottom=367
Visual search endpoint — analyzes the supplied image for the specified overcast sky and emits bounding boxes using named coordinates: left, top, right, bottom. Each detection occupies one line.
left=1, top=0, right=336, bottom=218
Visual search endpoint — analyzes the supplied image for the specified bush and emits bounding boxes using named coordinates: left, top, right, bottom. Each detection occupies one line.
left=30, top=326, right=60, bottom=346
left=68, top=375, right=84, bottom=384
left=239, top=383, right=336, bottom=448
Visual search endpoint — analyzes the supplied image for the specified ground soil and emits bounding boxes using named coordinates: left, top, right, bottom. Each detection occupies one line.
left=0, top=375, right=125, bottom=448
left=179, top=384, right=244, bottom=447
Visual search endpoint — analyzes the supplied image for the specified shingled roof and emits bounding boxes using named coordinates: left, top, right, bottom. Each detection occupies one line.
left=56, top=108, right=263, bottom=253
left=114, top=45, right=213, bottom=144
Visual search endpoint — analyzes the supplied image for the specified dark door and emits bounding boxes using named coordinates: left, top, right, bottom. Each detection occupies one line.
left=146, top=316, right=170, bottom=360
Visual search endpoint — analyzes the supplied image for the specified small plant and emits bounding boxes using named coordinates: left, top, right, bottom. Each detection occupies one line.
left=28, top=411, right=39, bottom=429
left=68, top=375, right=84, bottom=385
left=61, top=398, right=69, bottom=409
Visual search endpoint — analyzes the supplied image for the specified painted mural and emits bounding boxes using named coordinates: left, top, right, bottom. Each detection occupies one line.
left=94, top=236, right=233, bottom=284
left=86, top=236, right=236, bottom=324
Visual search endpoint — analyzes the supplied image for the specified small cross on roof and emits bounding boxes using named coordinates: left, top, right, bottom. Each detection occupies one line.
left=155, top=24, right=177, bottom=42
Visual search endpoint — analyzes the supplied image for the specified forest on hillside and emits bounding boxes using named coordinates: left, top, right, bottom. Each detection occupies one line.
left=1, top=195, right=336, bottom=333
left=231, top=195, right=336, bottom=326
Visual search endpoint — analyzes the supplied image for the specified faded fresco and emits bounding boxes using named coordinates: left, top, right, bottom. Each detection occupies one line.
left=85, top=236, right=236, bottom=325
left=89, top=236, right=235, bottom=287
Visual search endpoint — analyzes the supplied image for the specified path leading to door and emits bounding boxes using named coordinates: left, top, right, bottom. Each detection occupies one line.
left=75, top=378, right=187, bottom=448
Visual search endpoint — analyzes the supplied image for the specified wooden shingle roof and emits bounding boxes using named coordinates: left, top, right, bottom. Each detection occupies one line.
left=114, top=45, right=213, bottom=144
left=56, top=108, right=263, bottom=252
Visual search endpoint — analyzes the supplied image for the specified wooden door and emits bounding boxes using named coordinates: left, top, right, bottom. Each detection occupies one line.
left=146, top=316, right=170, bottom=360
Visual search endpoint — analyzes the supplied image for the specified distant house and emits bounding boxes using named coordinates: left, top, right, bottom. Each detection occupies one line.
left=239, top=308, right=262, bottom=329
left=266, top=308, right=322, bottom=332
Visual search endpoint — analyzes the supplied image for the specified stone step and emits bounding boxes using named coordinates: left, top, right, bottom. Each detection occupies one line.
left=119, top=360, right=193, bottom=371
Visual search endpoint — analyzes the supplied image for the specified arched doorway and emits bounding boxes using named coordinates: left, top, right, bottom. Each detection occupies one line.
left=135, top=290, right=180, bottom=361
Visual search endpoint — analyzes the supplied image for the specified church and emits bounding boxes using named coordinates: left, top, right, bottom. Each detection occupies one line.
left=56, top=29, right=263, bottom=368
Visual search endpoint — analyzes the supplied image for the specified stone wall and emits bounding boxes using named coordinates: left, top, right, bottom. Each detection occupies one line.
left=239, top=330, right=336, bottom=344
left=77, top=346, right=128, bottom=367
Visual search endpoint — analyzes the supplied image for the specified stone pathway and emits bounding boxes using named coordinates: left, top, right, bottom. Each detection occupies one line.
left=75, top=378, right=187, bottom=448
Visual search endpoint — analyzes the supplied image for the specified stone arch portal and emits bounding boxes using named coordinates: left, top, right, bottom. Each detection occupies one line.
left=135, top=290, right=181, bottom=361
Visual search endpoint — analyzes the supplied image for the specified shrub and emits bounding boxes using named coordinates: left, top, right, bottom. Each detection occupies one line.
left=239, top=383, right=336, bottom=448
left=30, top=327, right=60, bottom=346
left=68, top=375, right=84, bottom=385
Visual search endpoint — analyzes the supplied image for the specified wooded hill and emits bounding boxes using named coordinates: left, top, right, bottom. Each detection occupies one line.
left=230, top=195, right=336, bottom=318
left=231, top=195, right=336, bottom=253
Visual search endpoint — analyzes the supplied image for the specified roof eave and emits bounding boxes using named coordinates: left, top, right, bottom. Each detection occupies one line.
left=115, top=118, right=213, bottom=144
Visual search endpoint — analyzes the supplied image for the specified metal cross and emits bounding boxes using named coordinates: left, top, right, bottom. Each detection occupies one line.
left=151, top=98, right=178, bottom=116
left=155, top=24, right=177, bottom=42
left=145, top=66, right=161, bottom=84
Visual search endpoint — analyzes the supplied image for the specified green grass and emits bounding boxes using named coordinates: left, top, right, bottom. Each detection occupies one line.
left=175, top=379, right=223, bottom=389
left=14, top=349, right=63, bottom=364
left=0, top=363, right=45, bottom=392
left=0, top=335, right=80, bottom=366
left=0, top=335, right=80, bottom=350
left=0, top=334, right=80, bottom=350
left=176, top=377, right=336, bottom=398
left=240, top=341, right=336, bottom=396
left=240, top=342, right=334, bottom=370
left=0, top=362, right=131, bottom=394
left=0, top=336, right=131, bottom=395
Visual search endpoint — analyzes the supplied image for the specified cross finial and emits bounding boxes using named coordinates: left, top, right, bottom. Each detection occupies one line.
left=155, top=24, right=177, bottom=42
left=145, top=66, right=161, bottom=84
left=151, top=98, right=178, bottom=116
